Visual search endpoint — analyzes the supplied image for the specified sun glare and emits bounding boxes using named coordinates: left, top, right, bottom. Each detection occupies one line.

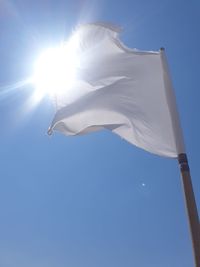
left=32, top=40, right=79, bottom=101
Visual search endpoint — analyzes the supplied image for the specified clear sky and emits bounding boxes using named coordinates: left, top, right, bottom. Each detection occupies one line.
left=0, top=0, right=199, bottom=266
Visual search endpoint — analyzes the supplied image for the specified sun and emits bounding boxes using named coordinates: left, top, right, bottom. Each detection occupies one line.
left=32, top=40, right=79, bottom=101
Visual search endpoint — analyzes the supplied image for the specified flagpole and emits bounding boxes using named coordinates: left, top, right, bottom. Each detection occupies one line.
left=178, top=153, right=200, bottom=267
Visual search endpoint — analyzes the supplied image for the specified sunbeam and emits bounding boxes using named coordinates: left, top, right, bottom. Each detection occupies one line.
left=0, top=79, right=31, bottom=100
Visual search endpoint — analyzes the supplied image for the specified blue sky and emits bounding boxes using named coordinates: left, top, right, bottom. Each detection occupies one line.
left=0, top=0, right=199, bottom=266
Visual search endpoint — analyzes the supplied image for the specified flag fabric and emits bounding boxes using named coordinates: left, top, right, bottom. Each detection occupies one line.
left=48, top=23, right=185, bottom=158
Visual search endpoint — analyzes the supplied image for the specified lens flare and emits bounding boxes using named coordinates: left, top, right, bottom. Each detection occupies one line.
left=32, top=39, right=80, bottom=101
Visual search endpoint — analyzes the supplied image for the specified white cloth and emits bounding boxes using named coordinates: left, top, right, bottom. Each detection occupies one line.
left=48, top=23, right=185, bottom=158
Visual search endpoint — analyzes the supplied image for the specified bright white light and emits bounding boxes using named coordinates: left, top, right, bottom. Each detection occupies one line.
left=32, top=40, right=79, bottom=101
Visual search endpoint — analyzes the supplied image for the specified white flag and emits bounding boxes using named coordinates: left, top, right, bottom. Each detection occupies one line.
left=48, top=23, right=185, bottom=158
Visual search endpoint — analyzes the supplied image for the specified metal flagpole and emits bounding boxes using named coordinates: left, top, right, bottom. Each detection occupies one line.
left=178, top=153, right=200, bottom=267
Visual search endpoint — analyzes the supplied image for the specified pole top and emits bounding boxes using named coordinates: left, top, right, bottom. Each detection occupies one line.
left=160, top=47, right=165, bottom=51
